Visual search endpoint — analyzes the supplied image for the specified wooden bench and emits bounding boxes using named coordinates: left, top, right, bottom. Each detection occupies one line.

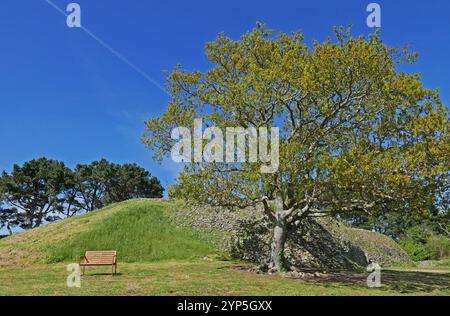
left=79, top=251, right=117, bottom=276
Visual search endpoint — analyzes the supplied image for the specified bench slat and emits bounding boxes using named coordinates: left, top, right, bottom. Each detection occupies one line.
left=81, top=251, right=117, bottom=265
left=80, top=250, right=118, bottom=276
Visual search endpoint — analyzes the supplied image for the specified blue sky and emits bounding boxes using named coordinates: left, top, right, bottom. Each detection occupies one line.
left=0, top=0, right=449, bottom=191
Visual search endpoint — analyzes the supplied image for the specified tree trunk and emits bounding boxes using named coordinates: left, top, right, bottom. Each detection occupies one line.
left=7, top=224, right=13, bottom=236
left=25, top=213, right=33, bottom=230
left=268, top=212, right=288, bottom=271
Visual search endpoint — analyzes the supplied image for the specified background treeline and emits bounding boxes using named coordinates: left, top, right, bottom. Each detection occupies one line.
left=0, top=158, right=164, bottom=234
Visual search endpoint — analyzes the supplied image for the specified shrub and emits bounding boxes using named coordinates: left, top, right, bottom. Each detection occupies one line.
left=426, top=235, right=450, bottom=260
left=399, top=226, right=450, bottom=261
left=400, top=239, right=434, bottom=261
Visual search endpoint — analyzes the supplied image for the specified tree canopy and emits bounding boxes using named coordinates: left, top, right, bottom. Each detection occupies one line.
left=74, top=159, right=164, bottom=211
left=0, top=158, right=164, bottom=231
left=144, top=25, right=449, bottom=271
left=0, top=158, right=71, bottom=229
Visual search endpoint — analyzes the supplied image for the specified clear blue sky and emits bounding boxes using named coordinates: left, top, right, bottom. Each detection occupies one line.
left=1, top=0, right=449, bottom=190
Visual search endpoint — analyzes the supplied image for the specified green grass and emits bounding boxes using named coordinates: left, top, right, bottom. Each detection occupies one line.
left=0, top=260, right=449, bottom=296
left=0, top=199, right=221, bottom=266
left=45, top=199, right=220, bottom=263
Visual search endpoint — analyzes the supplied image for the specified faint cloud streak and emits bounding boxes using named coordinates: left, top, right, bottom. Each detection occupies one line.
left=44, top=0, right=168, bottom=95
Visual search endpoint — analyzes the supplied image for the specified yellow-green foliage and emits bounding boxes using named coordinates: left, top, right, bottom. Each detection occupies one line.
left=144, top=23, right=448, bottom=225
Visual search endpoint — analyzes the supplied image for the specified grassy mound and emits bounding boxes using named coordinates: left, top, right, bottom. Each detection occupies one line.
left=0, top=198, right=412, bottom=270
left=170, top=204, right=413, bottom=269
left=0, top=199, right=219, bottom=267
left=316, top=218, right=413, bottom=267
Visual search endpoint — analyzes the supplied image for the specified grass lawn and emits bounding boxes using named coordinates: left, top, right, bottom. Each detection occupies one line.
left=1, top=260, right=449, bottom=296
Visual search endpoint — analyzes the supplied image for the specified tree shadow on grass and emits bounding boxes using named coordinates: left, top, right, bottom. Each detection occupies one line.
left=380, top=270, right=450, bottom=294
left=231, top=265, right=450, bottom=294
left=233, top=217, right=368, bottom=270
left=288, top=269, right=450, bottom=294
left=288, top=217, right=368, bottom=270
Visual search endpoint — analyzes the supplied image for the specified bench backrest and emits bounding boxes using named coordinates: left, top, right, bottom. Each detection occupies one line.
left=85, top=251, right=117, bottom=264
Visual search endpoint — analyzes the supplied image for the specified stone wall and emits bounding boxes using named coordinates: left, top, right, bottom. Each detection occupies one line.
left=169, top=203, right=413, bottom=270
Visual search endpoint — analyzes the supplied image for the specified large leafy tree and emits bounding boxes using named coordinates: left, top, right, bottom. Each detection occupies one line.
left=144, top=25, right=449, bottom=271
left=74, top=159, right=114, bottom=212
left=105, top=163, right=164, bottom=203
left=0, top=158, right=72, bottom=229
left=57, top=170, right=84, bottom=218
